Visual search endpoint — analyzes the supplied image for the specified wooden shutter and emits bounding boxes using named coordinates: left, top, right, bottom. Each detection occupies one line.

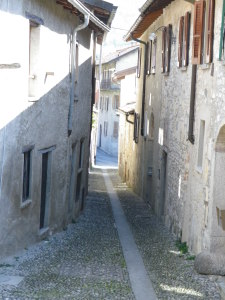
left=192, top=0, right=205, bottom=65
left=161, top=28, right=166, bottom=72
left=178, top=16, right=184, bottom=67
left=184, top=12, right=191, bottom=67
left=147, top=41, right=152, bottom=75
left=206, top=0, right=215, bottom=63
left=165, top=24, right=172, bottom=73
left=137, top=47, right=142, bottom=78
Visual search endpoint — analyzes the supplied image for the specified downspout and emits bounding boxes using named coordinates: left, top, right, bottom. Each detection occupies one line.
left=131, top=33, right=148, bottom=137
left=68, top=14, right=90, bottom=136
left=188, top=64, right=197, bottom=144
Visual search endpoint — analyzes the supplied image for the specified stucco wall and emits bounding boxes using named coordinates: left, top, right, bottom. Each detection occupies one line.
left=0, top=0, right=93, bottom=258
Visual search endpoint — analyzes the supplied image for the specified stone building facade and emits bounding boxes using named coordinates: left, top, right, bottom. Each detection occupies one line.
left=0, top=0, right=110, bottom=258
left=123, top=0, right=225, bottom=271
left=114, top=46, right=139, bottom=184
left=96, top=52, right=121, bottom=157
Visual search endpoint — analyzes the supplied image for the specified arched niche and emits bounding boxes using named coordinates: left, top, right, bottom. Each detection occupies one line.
left=215, top=125, right=225, bottom=153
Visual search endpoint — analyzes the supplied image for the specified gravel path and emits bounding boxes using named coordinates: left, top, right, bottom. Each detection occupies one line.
left=0, top=167, right=222, bottom=299
left=109, top=170, right=221, bottom=300
left=0, top=168, right=133, bottom=299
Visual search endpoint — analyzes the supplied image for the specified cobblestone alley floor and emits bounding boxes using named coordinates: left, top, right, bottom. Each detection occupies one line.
left=0, top=165, right=222, bottom=299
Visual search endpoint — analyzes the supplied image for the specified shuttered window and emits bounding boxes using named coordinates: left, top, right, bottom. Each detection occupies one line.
left=184, top=12, right=191, bottom=66
left=192, top=1, right=205, bottom=64
left=162, top=28, right=166, bottom=73
left=147, top=41, right=152, bottom=75
left=192, top=0, right=214, bottom=65
left=151, top=39, right=157, bottom=74
left=137, top=47, right=142, bottom=78
left=178, top=12, right=191, bottom=68
left=178, top=16, right=184, bottom=68
left=206, top=0, right=215, bottom=63
left=162, top=25, right=172, bottom=73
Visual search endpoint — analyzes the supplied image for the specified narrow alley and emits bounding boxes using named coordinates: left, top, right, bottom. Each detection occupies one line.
left=0, top=150, right=221, bottom=299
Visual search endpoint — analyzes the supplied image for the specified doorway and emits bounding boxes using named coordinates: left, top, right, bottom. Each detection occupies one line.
left=160, top=151, right=167, bottom=217
left=99, top=124, right=102, bottom=147
left=40, top=151, right=52, bottom=229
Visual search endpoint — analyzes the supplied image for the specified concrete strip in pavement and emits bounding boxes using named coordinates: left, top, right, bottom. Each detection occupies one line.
left=103, top=171, right=157, bottom=300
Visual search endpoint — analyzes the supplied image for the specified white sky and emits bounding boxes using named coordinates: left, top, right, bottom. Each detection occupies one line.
left=101, top=0, right=145, bottom=55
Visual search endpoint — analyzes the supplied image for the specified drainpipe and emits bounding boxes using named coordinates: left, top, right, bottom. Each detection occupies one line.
left=131, top=34, right=148, bottom=137
left=188, top=64, right=197, bottom=144
left=68, top=14, right=90, bottom=136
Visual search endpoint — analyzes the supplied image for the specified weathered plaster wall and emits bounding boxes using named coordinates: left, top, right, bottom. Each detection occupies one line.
left=121, top=0, right=225, bottom=255
left=0, top=0, right=93, bottom=258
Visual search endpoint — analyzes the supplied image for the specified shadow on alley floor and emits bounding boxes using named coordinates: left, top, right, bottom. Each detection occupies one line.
left=0, top=150, right=222, bottom=299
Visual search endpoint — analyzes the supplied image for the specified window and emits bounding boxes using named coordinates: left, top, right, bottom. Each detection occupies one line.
left=178, top=12, right=191, bottom=67
left=147, top=41, right=152, bottom=75
left=197, top=120, right=205, bottom=169
left=137, top=47, right=142, bottom=78
left=104, top=121, right=108, bottom=136
left=146, top=38, right=157, bottom=75
left=113, top=121, right=119, bottom=138
left=149, top=112, right=154, bottom=139
left=40, top=150, right=53, bottom=230
left=192, top=0, right=215, bottom=65
left=113, top=95, right=120, bottom=109
left=133, top=113, right=140, bottom=143
left=219, top=0, right=225, bottom=60
left=22, top=149, right=32, bottom=202
left=100, top=96, right=103, bottom=111
left=105, top=97, right=109, bottom=111
left=79, top=140, right=84, bottom=169
left=162, top=25, right=172, bottom=73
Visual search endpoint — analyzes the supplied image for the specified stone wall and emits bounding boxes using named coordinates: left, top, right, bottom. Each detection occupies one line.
left=121, top=0, right=225, bottom=254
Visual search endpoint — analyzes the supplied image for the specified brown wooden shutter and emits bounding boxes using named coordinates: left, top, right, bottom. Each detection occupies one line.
left=192, top=0, right=205, bottom=65
left=178, top=16, right=184, bottom=67
left=137, top=47, right=142, bottom=78
left=165, top=24, right=172, bottom=73
left=162, top=28, right=166, bottom=72
left=184, top=12, right=191, bottom=67
left=147, top=41, right=152, bottom=75
left=206, top=0, right=215, bottom=63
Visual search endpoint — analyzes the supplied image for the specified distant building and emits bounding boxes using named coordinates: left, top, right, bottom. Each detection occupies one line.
left=96, top=51, right=121, bottom=157
left=113, top=45, right=139, bottom=184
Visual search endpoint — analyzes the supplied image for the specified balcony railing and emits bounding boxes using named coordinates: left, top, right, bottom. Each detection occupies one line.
left=100, top=79, right=120, bottom=90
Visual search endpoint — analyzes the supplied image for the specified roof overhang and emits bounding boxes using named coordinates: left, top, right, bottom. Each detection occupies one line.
left=113, top=66, right=137, bottom=81
left=118, top=102, right=136, bottom=114
left=56, top=0, right=110, bottom=43
left=124, top=0, right=174, bottom=41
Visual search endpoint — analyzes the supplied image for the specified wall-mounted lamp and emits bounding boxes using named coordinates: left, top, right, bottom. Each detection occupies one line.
left=149, top=25, right=176, bottom=44
left=149, top=26, right=166, bottom=41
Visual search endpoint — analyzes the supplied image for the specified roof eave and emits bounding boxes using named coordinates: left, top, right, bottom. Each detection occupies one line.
left=67, top=0, right=110, bottom=32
